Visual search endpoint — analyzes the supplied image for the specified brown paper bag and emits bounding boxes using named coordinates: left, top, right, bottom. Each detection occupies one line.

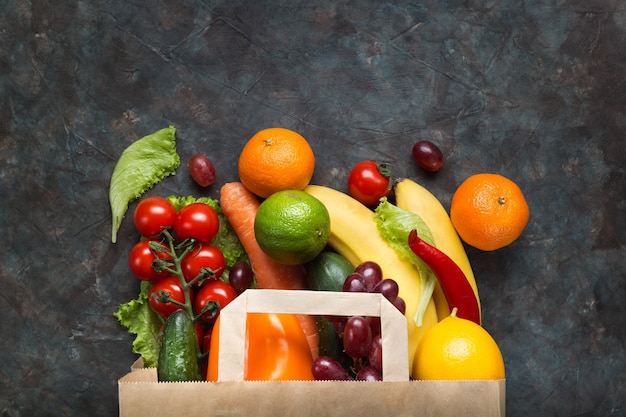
left=119, top=289, right=505, bottom=417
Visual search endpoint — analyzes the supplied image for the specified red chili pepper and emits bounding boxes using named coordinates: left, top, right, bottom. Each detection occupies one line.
left=407, top=229, right=481, bottom=325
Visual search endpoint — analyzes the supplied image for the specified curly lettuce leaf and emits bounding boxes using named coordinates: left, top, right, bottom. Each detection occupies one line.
left=109, top=126, right=180, bottom=243
left=166, top=195, right=248, bottom=269
left=374, top=198, right=436, bottom=327
left=113, top=281, right=162, bottom=367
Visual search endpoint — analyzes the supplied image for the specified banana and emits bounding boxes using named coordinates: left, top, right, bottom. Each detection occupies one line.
left=304, top=184, right=439, bottom=374
left=394, top=178, right=481, bottom=322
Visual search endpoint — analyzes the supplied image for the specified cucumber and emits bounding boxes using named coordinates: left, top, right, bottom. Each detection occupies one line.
left=316, top=316, right=353, bottom=369
left=157, top=309, right=202, bottom=382
left=307, top=251, right=354, bottom=292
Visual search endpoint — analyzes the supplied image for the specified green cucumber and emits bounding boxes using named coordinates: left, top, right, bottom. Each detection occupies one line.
left=157, top=310, right=202, bottom=382
left=316, top=316, right=354, bottom=371
left=306, top=251, right=354, bottom=292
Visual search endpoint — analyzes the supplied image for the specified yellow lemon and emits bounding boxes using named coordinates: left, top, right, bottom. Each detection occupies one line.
left=414, top=308, right=505, bottom=380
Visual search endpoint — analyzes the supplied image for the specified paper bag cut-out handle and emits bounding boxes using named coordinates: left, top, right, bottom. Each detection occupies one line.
left=217, top=289, right=409, bottom=382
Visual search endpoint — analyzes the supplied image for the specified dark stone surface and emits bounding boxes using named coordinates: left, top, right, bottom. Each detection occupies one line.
left=1, top=1, right=624, bottom=416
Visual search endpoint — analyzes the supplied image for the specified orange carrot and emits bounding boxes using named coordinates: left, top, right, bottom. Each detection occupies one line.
left=220, top=182, right=320, bottom=359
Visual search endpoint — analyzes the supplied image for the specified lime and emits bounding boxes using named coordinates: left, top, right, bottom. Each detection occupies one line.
left=254, top=190, right=330, bottom=265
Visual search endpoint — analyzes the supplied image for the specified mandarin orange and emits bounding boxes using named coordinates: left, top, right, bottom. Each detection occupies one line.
left=450, top=173, right=529, bottom=251
left=237, top=128, right=315, bottom=198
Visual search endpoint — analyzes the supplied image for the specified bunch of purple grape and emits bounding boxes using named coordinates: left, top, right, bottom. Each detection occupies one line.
left=312, top=261, right=406, bottom=381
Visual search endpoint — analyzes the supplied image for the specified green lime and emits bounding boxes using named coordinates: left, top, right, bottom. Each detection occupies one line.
left=254, top=190, right=330, bottom=265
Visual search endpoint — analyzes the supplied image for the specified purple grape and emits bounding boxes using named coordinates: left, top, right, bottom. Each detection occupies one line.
left=356, top=366, right=382, bottom=381
left=373, top=279, right=399, bottom=302
left=342, top=272, right=366, bottom=293
left=366, top=316, right=381, bottom=337
left=228, top=260, right=253, bottom=293
left=312, top=356, right=353, bottom=380
left=354, top=261, right=383, bottom=292
left=333, top=319, right=347, bottom=336
left=392, top=296, right=406, bottom=315
left=368, top=334, right=383, bottom=372
left=188, top=153, right=217, bottom=186
left=412, top=140, right=444, bottom=172
left=343, top=316, right=372, bottom=359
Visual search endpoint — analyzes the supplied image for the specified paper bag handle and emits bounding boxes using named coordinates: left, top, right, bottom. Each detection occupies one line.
left=217, top=289, right=409, bottom=382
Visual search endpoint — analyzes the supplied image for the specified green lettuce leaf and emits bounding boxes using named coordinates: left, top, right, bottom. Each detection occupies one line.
left=109, top=126, right=180, bottom=243
left=374, top=198, right=436, bottom=327
left=113, top=281, right=163, bottom=367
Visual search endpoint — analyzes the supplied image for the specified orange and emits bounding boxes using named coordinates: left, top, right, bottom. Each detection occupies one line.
left=238, top=128, right=315, bottom=198
left=414, top=308, right=505, bottom=380
left=450, top=173, right=529, bottom=251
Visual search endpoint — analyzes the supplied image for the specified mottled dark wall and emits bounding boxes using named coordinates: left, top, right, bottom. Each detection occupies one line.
left=1, top=1, right=624, bottom=416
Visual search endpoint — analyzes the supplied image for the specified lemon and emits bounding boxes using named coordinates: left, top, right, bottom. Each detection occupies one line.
left=414, top=308, right=505, bottom=380
left=254, top=190, right=330, bottom=265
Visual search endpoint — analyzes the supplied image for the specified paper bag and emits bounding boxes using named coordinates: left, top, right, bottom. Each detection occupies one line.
left=119, top=289, right=505, bottom=417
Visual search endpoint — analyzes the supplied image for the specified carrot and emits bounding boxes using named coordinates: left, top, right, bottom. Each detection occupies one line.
left=219, top=182, right=320, bottom=359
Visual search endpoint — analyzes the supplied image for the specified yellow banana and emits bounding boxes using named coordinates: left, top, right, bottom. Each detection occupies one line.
left=394, top=178, right=481, bottom=322
left=304, top=184, right=439, bottom=374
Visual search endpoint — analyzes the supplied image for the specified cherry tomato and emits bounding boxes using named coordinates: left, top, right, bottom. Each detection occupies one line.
left=133, top=196, right=176, bottom=238
left=173, top=203, right=220, bottom=244
left=189, top=154, right=216, bottom=187
left=194, top=280, right=238, bottom=324
left=148, top=276, right=191, bottom=318
left=180, top=244, right=226, bottom=284
left=347, top=160, right=391, bottom=206
left=128, top=240, right=171, bottom=281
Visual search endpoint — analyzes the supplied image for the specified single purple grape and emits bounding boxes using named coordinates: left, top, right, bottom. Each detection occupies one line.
left=312, top=356, right=353, bottom=380
left=343, top=316, right=373, bottom=359
left=368, top=334, right=383, bottom=372
left=354, top=261, right=382, bottom=292
left=356, top=366, right=382, bottom=381
left=412, top=140, right=444, bottom=172
left=373, top=279, right=399, bottom=302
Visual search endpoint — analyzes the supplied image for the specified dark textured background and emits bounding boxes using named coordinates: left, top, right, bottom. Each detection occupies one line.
left=1, top=1, right=625, bottom=416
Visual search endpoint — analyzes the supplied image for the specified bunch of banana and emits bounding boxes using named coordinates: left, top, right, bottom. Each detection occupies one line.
left=394, top=178, right=481, bottom=322
left=303, top=185, right=439, bottom=373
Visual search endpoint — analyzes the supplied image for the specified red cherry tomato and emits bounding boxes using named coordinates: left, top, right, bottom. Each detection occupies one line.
left=148, top=276, right=191, bottom=318
left=181, top=244, right=226, bottom=284
left=194, top=280, right=238, bottom=324
left=173, top=203, right=220, bottom=244
left=133, top=196, right=176, bottom=238
left=347, top=160, right=391, bottom=206
left=128, top=240, right=171, bottom=281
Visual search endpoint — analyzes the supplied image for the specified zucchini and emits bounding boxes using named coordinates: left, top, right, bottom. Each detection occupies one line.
left=157, top=309, right=202, bottom=382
